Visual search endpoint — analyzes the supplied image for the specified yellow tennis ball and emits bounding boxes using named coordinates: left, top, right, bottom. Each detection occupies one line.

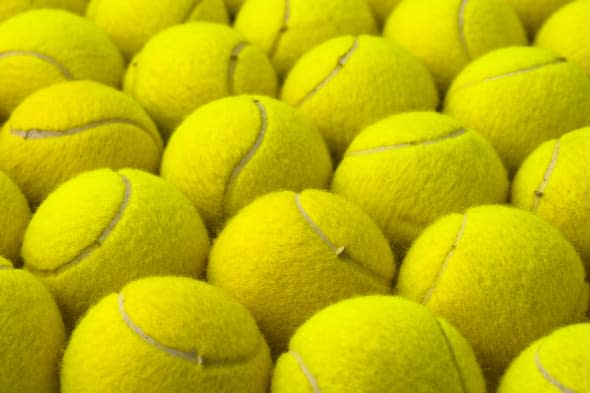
left=332, top=112, right=508, bottom=253
left=124, top=22, right=278, bottom=139
left=0, top=171, right=30, bottom=262
left=86, top=0, right=229, bottom=59
left=384, top=0, right=527, bottom=92
left=281, top=35, right=439, bottom=158
left=536, top=0, right=590, bottom=78
left=0, top=80, right=163, bottom=206
left=505, top=0, right=572, bottom=38
left=0, top=9, right=124, bottom=120
left=22, top=168, right=210, bottom=329
left=444, top=46, right=590, bottom=172
left=0, top=0, right=88, bottom=22
left=161, top=95, right=333, bottom=232
left=234, top=0, right=377, bottom=77
left=61, top=276, right=272, bottom=393
left=498, top=323, right=590, bottom=393
left=273, top=296, right=486, bottom=393
left=396, top=205, right=589, bottom=384
left=208, top=189, right=396, bottom=354
left=366, top=0, right=401, bottom=25
left=0, top=256, right=65, bottom=393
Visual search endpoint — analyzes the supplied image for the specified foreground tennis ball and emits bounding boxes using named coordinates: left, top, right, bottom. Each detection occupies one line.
left=0, top=171, right=30, bottom=262
left=0, top=0, right=87, bottom=22
left=61, top=276, right=271, bottom=393
left=282, top=35, right=438, bottom=157
left=22, top=168, right=210, bottom=329
left=366, top=0, right=401, bottom=24
left=234, top=0, right=377, bottom=77
left=505, top=0, right=571, bottom=37
left=161, top=95, right=332, bottom=232
left=0, top=9, right=124, bottom=120
left=444, top=46, right=590, bottom=172
left=498, top=323, right=590, bottom=393
left=0, top=257, right=65, bottom=393
left=208, top=190, right=396, bottom=354
left=332, top=112, right=508, bottom=253
left=124, top=22, right=278, bottom=139
left=384, top=0, right=527, bottom=92
left=87, top=0, right=228, bottom=59
left=0, top=81, right=163, bottom=206
left=273, top=296, right=486, bottom=393
left=536, top=0, right=590, bottom=77
left=512, top=127, right=590, bottom=269
left=396, top=205, right=589, bottom=383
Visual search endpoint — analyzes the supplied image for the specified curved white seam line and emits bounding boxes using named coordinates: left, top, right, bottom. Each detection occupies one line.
left=294, top=193, right=344, bottom=256
left=295, top=38, right=359, bottom=107
left=289, top=351, right=322, bottom=393
left=458, top=0, right=470, bottom=58
left=227, top=42, right=248, bottom=94
left=535, top=346, right=577, bottom=393
left=183, top=0, right=205, bottom=22
left=436, top=320, right=468, bottom=393
left=531, top=139, right=560, bottom=213
left=347, top=129, right=466, bottom=156
left=0, top=50, right=73, bottom=79
left=269, top=0, right=291, bottom=57
left=422, top=214, right=468, bottom=304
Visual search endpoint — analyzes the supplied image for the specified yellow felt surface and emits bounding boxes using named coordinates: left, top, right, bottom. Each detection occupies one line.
left=396, top=205, right=589, bottom=383
left=0, top=9, right=124, bottom=120
left=0, top=257, right=65, bottom=393
left=22, top=168, right=210, bottom=329
left=272, top=296, right=486, bottom=393
left=0, top=81, right=163, bottom=206
left=0, top=0, right=88, bottom=22
left=208, top=190, right=396, bottom=354
left=0, top=171, right=30, bottom=262
left=161, top=95, right=332, bottom=233
left=332, top=111, right=508, bottom=254
left=505, top=0, right=572, bottom=37
left=61, top=277, right=272, bottom=393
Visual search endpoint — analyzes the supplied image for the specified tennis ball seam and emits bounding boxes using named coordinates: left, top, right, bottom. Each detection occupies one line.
left=227, top=42, right=248, bottom=94
left=534, top=343, right=577, bottom=393
left=27, top=173, right=131, bottom=276
left=530, top=139, right=561, bottom=213
left=436, top=319, right=469, bottom=393
left=458, top=0, right=470, bottom=59
left=268, top=0, right=290, bottom=58
left=118, top=292, right=263, bottom=366
left=0, top=265, right=13, bottom=270
left=288, top=350, right=322, bottom=393
left=183, top=0, right=206, bottom=22
left=294, top=37, right=359, bottom=107
left=422, top=214, right=468, bottom=304
left=0, top=50, right=74, bottom=79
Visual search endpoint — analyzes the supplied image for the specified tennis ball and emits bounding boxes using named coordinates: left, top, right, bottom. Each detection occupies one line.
left=161, top=95, right=332, bottom=232
left=0, top=171, right=30, bottom=262
left=366, top=0, right=401, bottom=25
left=281, top=35, right=439, bottom=158
left=87, top=0, right=229, bottom=59
left=0, top=9, right=124, bottom=120
left=512, top=127, right=590, bottom=270
left=61, top=276, right=272, bottom=393
left=273, top=296, right=486, bottom=393
left=536, top=0, right=590, bottom=78
left=234, top=0, right=377, bottom=77
left=396, top=205, right=589, bottom=384
left=0, top=0, right=87, bottom=22
left=384, top=0, right=527, bottom=92
left=505, top=0, right=572, bottom=38
left=0, top=256, right=65, bottom=393
left=124, top=22, right=278, bottom=139
left=332, top=112, right=508, bottom=253
left=208, top=189, right=396, bottom=354
left=444, top=46, right=590, bottom=172
left=0, top=80, right=163, bottom=206
left=498, top=323, right=590, bottom=393
left=22, top=168, right=210, bottom=329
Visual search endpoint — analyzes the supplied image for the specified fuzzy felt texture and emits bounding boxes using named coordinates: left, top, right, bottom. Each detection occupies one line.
left=366, top=0, right=401, bottom=25
left=87, top=0, right=228, bottom=60
left=0, top=171, right=30, bottom=262
left=332, top=112, right=508, bottom=255
left=536, top=0, right=590, bottom=78
left=444, top=46, right=590, bottom=173
left=384, top=0, right=527, bottom=92
left=0, top=257, right=65, bottom=393
left=0, top=9, right=124, bottom=120
left=22, top=168, right=210, bottom=330
left=61, top=277, right=272, bottom=393
left=0, top=80, right=163, bottom=206
left=498, top=323, right=590, bottom=392
left=505, top=0, right=572, bottom=38
left=281, top=35, right=439, bottom=158
left=124, top=22, right=278, bottom=139
left=396, top=205, right=589, bottom=385
left=272, top=296, right=486, bottom=393
left=234, top=0, right=377, bottom=77
left=208, top=190, right=396, bottom=355
left=0, top=0, right=87, bottom=22
left=512, top=127, right=590, bottom=272
left=161, top=95, right=333, bottom=233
